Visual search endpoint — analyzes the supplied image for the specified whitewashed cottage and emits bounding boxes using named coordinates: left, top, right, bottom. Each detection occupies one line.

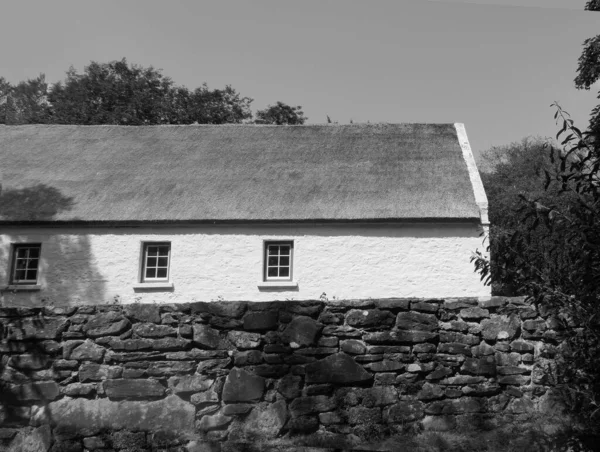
left=0, top=123, right=489, bottom=305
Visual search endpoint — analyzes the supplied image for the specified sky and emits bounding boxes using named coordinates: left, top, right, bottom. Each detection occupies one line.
left=1, top=0, right=599, bottom=165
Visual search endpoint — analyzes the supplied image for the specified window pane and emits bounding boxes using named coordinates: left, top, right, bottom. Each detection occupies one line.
left=279, top=267, right=290, bottom=277
left=29, top=248, right=40, bottom=258
left=279, top=246, right=290, bottom=256
left=147, top=257, right=157, bottom=267
left=157, top=257, right=168, bottom=267
left=268, top=256, right=278, bottom=266
left=280, top=256, right=289, bottom=266
left=267, top=267, right=278, bottom=277
left=28, top=258, right=39, bottom=269
left=157, top=246, right=169, bottom=256
left=16, top=259, right=27, bottom=269
left=156, top=268, right=167, bottom=278
left=147, top=247, right=158, bottom=256
left=14, top=269, right=26, bottom=281
left=146, top=268, right=156, bottom=279
left=268, top=246, right=279, bottom=256
left=26, top=270, right=38, bottom=281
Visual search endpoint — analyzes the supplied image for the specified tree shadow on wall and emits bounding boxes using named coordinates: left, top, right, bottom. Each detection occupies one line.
left=0, top=184, right=108, bottom=428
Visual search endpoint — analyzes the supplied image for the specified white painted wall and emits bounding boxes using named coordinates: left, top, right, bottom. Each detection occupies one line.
left=0, top=223, right=490, bottom=306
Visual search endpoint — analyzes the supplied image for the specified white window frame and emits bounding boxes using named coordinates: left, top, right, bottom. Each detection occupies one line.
left=263, top=241, right=294, bottom=282
left=140, top=242, right=171, bottom=283
left=9, top=243, right=42, bottom=290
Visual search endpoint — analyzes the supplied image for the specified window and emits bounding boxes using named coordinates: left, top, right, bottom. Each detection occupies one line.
left=264, top=241, right=293, bottom=281
left=141, top=242, right=171, bottom=282
left=11, top=244, right=41, bottom=285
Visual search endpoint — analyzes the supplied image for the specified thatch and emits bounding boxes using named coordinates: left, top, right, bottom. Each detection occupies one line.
left=0, top=124, right=480, bottom=223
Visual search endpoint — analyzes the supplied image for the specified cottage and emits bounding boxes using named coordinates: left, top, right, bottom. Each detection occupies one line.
left=0, top=123, right=489, bottom=306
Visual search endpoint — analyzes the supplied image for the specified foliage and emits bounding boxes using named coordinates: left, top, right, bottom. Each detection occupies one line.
left=472, top=105, right=600, bottom=427
left=255, top=101, right=306, bottom=125
left=0, top=75, right=51, bottom=124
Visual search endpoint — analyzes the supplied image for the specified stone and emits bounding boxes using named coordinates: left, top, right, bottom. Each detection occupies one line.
left=193, top=324, right=225, bottom=350
left=7, top=381, right=60, bottom=401
left=366, top=360, right=404, bottom=372
left=462, top=384, right=500, bottom=397
left=374, top=298, right=411, bottom=310
left=318, top=336, right=339, bottom=347
left=354, top=354, right=383, bottom=363
left=411, top=301, right=439, bottom=313
left=83, top=436, right=107, bottom=449
left=68, top=339, right=106, bottom=362
left=452, top=397, right=486, bottom=413
left=48, top=395, right=194, bottom=433
left=426, top=366, right=453, bottom=380
left=9, top=354, right=49, bottom=370
left=481, top=314, right=520, bottom=341
left=341, top=339, right=367, bottom=355
left=222, top=368, right=265, bottom=403
left=438, top=343, right=471, bottom=355
left=346, top=309, right=394, bottom=327
left=107, top=351, right=164, bottom=362
left=247, top=364, right=290, bottom=378
left=471, top=342, right=495, bottom=357
left=285, top=300, right=322, bottom=316
left=197, top=413, right=232, bottom=431
left=227, top=331, right=261, bottom=349
left=422, top=415, right=457, bottom=431
left=103, top=379, right=165, bottom=399
left=63, top=383, right=97, bottom=397
left=364, top=330, right=437, bottom=344
left=498, top=375, right=531, bottom=386
left=417, top=383, right=444, bottom=401
left=286, top=416, right=320, bottom=433
left=305, top=353, right=372, bottom=384
left=497, top=366, right=529, bottom=376
left=233, top=350, right=263, bottom=366
left=440, top=321, right=470, bottom=333
left=522, top=319, right=546, bottom=332
left=108, top=338, right=153, bottom=351
left=290, top=395, right=337, bottom=417
left=222, top=403, right=253, bottom=415
left=346, top=406, right=382, bottom=425
left=304, top=384, right=333, bottom=396
left=495, top=352, right=521, bottom=367
left=79, top=363, right=122, bottom=381
left=111, top=431, right=146, bottom=449
left=6, top=317, right=68, bottom=340
left=124, top=304, right=161, bottom=323
left=439, top=332, right=479, bottom=345
left=191, top=301, right=247, bottom=318
left=243, top=311, right=278, bottom=331
left=439, top=375, right=485, bottom=385
left=322, top=325, right=362, bottom=337
left=190, top=388, right=220, bottom=405
left=229, top=400, right=288, bottom=441
left=277, top=374, right=302, bottom=399
left=461, top=357, right=496, bottom=376
left=152, top=337, right=191, bottom=351
left=83, top=312, right=131, bottom=338
left=361, top=386, right=398, bottom=407
left=168, top=375, right=213, bottom=394
left=133, top=323, right=177, bottom=338
left=460, top=307, right=489, bottom=320
left=318, top=311, right=343, bottom=324
left=510, top=341, right=535, bottom=353
left=6, top=425, right=52, bottom=452
left=395, top=312, right=438, bottom=331
left=319, top=411, right=344, bottom=424
left=384, top=401, right=424, bottom=423
left=281, top=316, right=322, bottom=347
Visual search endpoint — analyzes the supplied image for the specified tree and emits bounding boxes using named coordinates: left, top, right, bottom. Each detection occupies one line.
left=47, top=59, right=253, bottom=125
left=0, top=75, right=51, bottom=124
left=255, top=101, right=306, bottom=125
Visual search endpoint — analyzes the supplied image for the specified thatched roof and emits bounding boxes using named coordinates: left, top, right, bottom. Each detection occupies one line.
left=0, top=123, right=484, bottom=224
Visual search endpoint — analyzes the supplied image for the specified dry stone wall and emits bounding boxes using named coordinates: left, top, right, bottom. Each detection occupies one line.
left=0, top=297, right=567, bottom=450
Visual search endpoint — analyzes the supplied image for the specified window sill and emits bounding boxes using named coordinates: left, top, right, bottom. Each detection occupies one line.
left=257, top=281, right=298, bottom=289
left=133, top=282, right=174, bottom=290
left=6, top=284, right=42, bottom=291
